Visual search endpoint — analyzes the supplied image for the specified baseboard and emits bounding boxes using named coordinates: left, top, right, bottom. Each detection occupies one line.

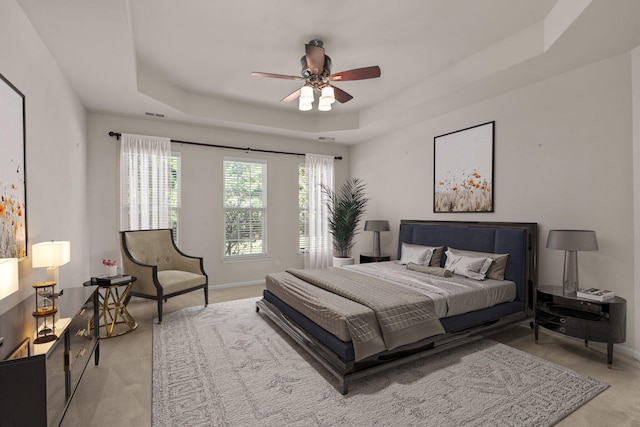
left=210, top=280, right=265, bottom=290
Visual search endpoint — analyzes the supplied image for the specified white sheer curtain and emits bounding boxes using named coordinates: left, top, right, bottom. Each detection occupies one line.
left=120, top=133, right=171, bottom=230
left=304, top=153, right=334, bottom=269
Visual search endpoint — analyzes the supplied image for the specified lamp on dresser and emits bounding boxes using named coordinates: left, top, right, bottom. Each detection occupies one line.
left=32, top=241, right=70, bottom=283
left=364, top=220, right=390, bottom=257
left=546, top=229, right=598, bottom=296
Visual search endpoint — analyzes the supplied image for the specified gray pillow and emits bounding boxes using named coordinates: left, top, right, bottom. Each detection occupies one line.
left=446, top=247, right=509, bottom=280
left=399, top=243, right=433, bottom=265
left=405, top=245, right=444, bottom=266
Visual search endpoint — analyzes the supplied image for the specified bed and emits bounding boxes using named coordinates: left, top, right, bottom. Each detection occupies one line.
left=256, top=220, right=538, bottom=394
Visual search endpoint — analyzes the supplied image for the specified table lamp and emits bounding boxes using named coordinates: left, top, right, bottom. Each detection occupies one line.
left=546, top=230, right=598, bottom=296
left=364, top=220, right=390, bottom=257
left=0, top=258, right=19, bottom=300
left=32, top=241, right=71, bottom=283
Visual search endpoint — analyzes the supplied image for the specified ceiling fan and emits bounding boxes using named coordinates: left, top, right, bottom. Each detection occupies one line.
left=251, top=39, right=381, bottom=111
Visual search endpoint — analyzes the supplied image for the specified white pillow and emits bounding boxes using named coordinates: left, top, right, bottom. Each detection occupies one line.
left=399, top=243, right=434, bottom=265
left=444, top=250, right=493, bottom=280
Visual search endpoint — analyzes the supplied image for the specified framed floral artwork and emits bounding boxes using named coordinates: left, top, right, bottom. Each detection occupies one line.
left=434, top=121, right=494, bottom=213
left=0, top=72, right=27, bottom=258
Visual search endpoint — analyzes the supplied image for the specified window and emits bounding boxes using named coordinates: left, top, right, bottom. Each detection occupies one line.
left=299, top=163, right=308, bottom=253
left=122, top=152, right=182, bottom=241
left=223, top=158, right=267, bottom=258
left=120, top=137, right=181, bottom=243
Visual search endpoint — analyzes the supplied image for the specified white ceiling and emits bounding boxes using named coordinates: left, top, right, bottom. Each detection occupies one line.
left=16, top=0, right=640, bottom=144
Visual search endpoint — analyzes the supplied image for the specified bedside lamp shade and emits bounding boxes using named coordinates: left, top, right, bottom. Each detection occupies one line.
left=546, top=230, right=598, bottom=296
left=364, top=220, right=390, bottom=257
left=0, top=258, right=19, bottom=300
left=32, top=241, right=70, bottom=283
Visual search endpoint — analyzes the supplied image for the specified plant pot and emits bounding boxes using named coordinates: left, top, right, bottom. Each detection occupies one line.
left=333, top=256, right=354, bottom=267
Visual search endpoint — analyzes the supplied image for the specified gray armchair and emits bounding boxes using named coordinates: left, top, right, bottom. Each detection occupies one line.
left=120, top=229, right=208, bottom=323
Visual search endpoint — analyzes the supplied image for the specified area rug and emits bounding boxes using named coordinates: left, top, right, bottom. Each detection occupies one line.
left=152, top=298, right=608, bottom=427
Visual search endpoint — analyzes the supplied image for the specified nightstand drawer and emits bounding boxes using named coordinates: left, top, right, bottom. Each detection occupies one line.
left=559, top=298, right=603, bottom=314
left=536, top=308, right=606, bottom=328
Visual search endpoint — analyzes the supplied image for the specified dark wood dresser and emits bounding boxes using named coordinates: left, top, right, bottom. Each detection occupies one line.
left=0, top=286, right=99, bottom=426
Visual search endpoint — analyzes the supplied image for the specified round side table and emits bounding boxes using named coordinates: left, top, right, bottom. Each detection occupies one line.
left=84, top=277, right=138, bottom=338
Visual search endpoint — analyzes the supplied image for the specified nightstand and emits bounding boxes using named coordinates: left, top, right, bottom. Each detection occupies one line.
left=534, top=284, right=626, bottom=367
left=360, top=253, right=391, bottom=263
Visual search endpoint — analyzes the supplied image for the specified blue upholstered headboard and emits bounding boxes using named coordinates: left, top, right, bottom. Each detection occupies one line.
left=398, top=221, right=537, bottom=312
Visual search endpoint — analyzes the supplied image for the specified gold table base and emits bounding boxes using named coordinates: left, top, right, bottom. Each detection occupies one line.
left=91, top=282, right=138, bottom=338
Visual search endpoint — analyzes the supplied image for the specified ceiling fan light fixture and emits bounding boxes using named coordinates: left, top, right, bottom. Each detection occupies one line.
left=299, top=100, right=312, bottom=111
left=318, top=99, right=332, bottom=111
left=300, top=85, right=314, bottom=102
left=320, top=86, right=335, bottom=104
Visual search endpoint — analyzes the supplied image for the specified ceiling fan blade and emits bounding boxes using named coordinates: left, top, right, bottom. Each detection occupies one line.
left=280, top=89, right=301, bottom=103
left=331, top=85, right=353, bottom=103
left=328, top=66, right=381, bottom=81
left=305, top=44, right=325, bottom=75
left=251, top=72, right=303, bottom=80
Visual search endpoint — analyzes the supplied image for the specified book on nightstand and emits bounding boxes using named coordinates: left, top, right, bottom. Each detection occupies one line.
left=577, top=287, right=615, bottom=302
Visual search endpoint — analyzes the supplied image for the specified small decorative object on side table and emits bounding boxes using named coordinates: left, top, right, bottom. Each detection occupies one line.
left=102, top=258, right=118, bottom=277
left=534, top=284, right=626, bottom=367
left=360, top=253, right=391, bottom=263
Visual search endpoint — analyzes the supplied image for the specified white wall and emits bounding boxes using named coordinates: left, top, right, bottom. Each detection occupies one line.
left=0, top=0, right=89, bottom=316
left=351, top=52, right=638, bottom=356
left=632, top=45, right=640, bottom=360
left=87, top=114, right=349, bottom=286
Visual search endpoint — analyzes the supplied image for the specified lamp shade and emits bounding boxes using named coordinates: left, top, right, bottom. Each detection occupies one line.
left=0, top=258, right=19, bottom=300
left=32, top=241, right=71, bottom=268
left=320, top=86, right=335, bottom=104
left=364, top=220, right=390, bottom=232
left=546, top=230, right=598, bottom=251
left=300, top=85, right=314, bottom=102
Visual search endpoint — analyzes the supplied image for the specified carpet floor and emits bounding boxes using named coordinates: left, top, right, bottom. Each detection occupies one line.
left=152, top=298, right=608, bottom=427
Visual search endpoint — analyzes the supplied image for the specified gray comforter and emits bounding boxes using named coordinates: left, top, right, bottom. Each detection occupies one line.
left=269, top=267, right=445, bottom=361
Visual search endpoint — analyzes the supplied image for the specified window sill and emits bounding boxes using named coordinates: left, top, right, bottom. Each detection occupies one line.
left=222, top=255, right=268, bottom=263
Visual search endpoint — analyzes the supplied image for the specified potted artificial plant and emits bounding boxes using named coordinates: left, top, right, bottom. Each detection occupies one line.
left=322, top=177, right=369, bottom=266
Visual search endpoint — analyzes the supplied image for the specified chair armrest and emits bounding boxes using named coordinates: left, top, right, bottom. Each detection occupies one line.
left=170, top=254, right=206, bottom=276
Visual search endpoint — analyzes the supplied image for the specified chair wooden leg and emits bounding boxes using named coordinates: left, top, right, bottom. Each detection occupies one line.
left=204, top=286, right=209, bottom=307
left=157, top=298, right=163, bottom=324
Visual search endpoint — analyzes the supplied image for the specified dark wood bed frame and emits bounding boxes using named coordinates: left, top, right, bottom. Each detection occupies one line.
left=256, top=220, right=538, bottom=394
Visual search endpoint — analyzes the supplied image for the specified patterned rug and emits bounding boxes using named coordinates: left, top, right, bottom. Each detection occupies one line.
left=152, top=298, right=608, bottom=427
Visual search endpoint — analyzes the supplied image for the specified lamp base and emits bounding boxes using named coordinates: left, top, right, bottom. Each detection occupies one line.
left=562, top=250, right=579, bottom=296
left=372, top=231, right=381, bottom=257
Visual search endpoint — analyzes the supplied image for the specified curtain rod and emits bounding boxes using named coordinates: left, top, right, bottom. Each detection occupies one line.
left=108, top=132, right=342, bottom=160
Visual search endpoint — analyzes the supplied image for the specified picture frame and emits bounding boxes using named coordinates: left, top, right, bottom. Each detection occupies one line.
left=0, top=72, right=27, bottom=258
left=434, top=121, right=495, bottom=213
left=5, top=337, right=30, bottom=360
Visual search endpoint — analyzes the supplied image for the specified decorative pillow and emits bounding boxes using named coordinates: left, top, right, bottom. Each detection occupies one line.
left=426, top=246, right=445, bottom=267
left=399, top=243, right=433, bottom=265
left=406, top=262, right=453, bottom=277
left=447, top=248, right=509, bottom=280
left=444, top=251, right=492, bottom=280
